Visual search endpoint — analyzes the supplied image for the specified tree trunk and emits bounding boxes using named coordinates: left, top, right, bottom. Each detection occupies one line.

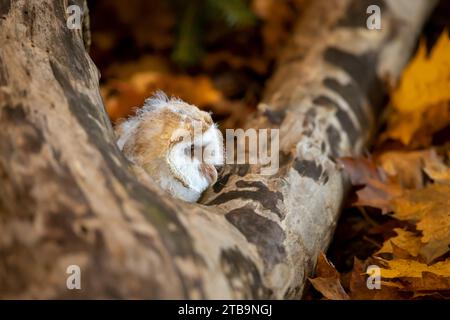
left=0, top=0, right=436, bottom=299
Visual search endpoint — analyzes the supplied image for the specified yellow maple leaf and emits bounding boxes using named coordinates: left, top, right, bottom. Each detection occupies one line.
left=383, top=31, right=450, bottom=146
left=392, top=32, right=450, bottom=113
left=377, top=228, right=422, bottom=258
left=379, top=258, right=450, bottom=279
left=392, top=183, right=450, bottom=262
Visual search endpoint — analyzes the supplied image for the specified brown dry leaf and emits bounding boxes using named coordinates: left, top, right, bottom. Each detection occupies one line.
left=309, top=253, right=350, bottom=300
left=309, top=278, right=350, bottom=300
left=403, top=272, right=450, bottom=293
left=382, top=31, right=450, bottom=146
left=412, top=292, right=450, bottom=300
left=315, top=252, right=340, bottom=278
left=348, top=258, right=378, bottom=300
left=392, top=183, right=450, bottom=262
left=353, top=179, right=403, bottom=214
left=339, top=157, right=403, bottom=213
left=339, top=157, right=382, bottom=186
left=324, top=257, right=405, bottom=300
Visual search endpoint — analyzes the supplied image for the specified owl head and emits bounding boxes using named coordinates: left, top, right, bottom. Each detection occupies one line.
left=115, top=91, right=224, bottom=202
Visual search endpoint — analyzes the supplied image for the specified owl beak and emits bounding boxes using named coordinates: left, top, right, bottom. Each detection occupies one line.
left=201, top=164, right=218, bottom=184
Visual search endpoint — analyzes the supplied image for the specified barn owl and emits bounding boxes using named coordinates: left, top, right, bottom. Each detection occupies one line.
left=115, top=91, right=224, bottom=202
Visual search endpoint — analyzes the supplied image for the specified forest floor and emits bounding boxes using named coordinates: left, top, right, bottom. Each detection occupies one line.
left=88, top=0, right=450, bottom=299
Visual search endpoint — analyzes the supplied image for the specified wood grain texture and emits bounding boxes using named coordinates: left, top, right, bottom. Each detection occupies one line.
left=0, top=0, right=436, bottom=298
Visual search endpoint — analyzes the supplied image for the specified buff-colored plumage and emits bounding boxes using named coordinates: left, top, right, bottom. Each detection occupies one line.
left=115, top=91, right=224, bottom=202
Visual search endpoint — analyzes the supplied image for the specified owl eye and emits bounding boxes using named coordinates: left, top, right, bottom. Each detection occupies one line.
left=184, top=144, right=209, bottom=162
left=184, top=144, right=195, bottom=159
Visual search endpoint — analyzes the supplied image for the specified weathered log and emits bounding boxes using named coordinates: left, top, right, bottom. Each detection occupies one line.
left=0, top=0, right=436, bottom=298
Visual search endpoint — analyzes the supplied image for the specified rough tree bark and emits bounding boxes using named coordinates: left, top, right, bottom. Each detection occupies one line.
left=0, top=0, right=436, bottom=298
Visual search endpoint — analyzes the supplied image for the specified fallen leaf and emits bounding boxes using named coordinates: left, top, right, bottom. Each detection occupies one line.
left=404, top=271, right=450, bottom=293
left=353, top=179, right=403, bottom=214
left=392, top=184, right=450, bottom=262
left=377, top=228, right=422, bottom=258
left=349, top=258, right=377, bottom=300
left=392, top=33, right=450, bottom=114
left=423, top=149, right=450, bottom=185
left=315, top=252, right=340, bottom=278
left=379, top=258, right=450, bottom=279
left=339, top=157, right=402, bottom=213
left=309, top=253, right=350, bottom=300
left=376, top=150, right=432, bottom=189
left=382, top=31, right=450, bottom=146
left=309, top=277, right=350, bottom=300
left=339, top=157, right=384, bottom=186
